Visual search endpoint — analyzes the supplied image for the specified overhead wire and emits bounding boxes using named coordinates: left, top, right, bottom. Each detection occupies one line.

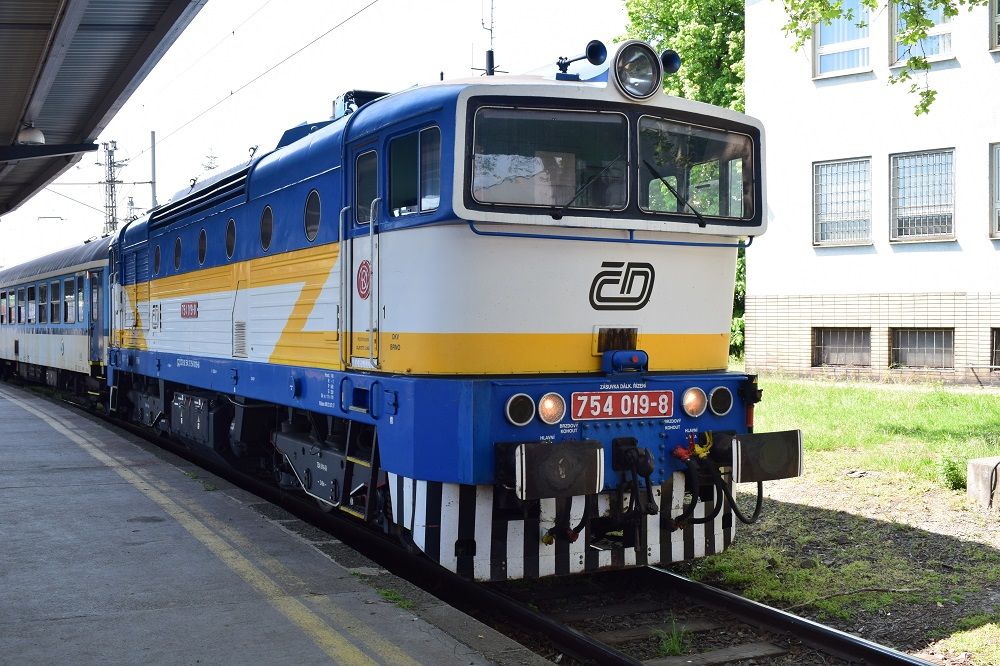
left=129, top=0, right=381, bottom=160
left=44, top=187, right=106, bottom=215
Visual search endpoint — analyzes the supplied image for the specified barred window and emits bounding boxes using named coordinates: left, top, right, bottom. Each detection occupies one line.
left=813, top=158, right=871, bottom=245
left=813, top=0, right=870, bottom=76
left=890, top=328, right=954, bottom=369
left=812, top=328, right=871, bottom=367
left=890, top=150, right=954, bottom=241
left=991, top=143, right=1000, bottom=238
left=991, top=328, right=1000, bottom=371
left=993, top=0, right=1000, bottom=49
left=892, top=4, right=951, bottom=64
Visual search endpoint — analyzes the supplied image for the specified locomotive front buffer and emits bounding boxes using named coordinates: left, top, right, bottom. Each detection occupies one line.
left=495, top=362, right=803, bottom=550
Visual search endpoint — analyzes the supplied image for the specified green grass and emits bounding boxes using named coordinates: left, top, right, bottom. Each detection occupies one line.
left=938, top=617, right=1000, bottom=666
left=376, top=588, right=415, bottom=610
left=754, top=378, right=1000, bottom=487
left=654, top=619, right=688, bottom=656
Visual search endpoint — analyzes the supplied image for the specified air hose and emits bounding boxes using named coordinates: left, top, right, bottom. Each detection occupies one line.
left=706, top=461, right=764, bottom=524
left=671, top=457, right=701, bottom=528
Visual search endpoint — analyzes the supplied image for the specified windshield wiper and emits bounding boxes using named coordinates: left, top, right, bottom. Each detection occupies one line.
left=550, top=153, right=624, bottom=220
left=643, top=159, right=707, bottom=228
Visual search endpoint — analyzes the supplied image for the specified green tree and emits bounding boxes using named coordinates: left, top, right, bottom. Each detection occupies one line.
left=624, top=0, right=745, bottom=112
left=625, top=0, right=747, bottom=357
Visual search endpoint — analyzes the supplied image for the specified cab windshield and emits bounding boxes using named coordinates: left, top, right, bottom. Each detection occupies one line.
left=472, top=108, right=627, bottom=210
left=638, top=116, right=753, bottom=220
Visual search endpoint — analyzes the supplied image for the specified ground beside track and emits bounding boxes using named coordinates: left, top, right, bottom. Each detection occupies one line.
left=676, top=376, right=1000, bottom=666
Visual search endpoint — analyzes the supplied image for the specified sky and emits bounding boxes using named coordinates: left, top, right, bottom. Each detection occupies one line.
left=0, top=0, right=628, bottom=269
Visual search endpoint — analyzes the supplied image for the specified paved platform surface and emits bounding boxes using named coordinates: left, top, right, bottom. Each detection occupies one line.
left=0, top=384, right=545, bottom=665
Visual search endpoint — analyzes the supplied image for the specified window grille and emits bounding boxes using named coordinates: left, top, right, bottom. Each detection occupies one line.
left=890, top=150, right=954, bottom=240
left=992, top=0, right=1000, bottom=49
left=814, top=0, right=870, bottom=76
left=890, top=328, right=954, bottom=369
left=812, top=328, right=871, bottom=367
left=992, top=143, right=1000, bottom=237
left=992, top=329, right=1000, bottom=371
left=813, top=158, right=871, bottom=244
left=892, top=5, right=951, bottom=63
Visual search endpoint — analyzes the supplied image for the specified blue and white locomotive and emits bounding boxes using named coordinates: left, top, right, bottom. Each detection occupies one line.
left=0, top=41, right=801, bottom=580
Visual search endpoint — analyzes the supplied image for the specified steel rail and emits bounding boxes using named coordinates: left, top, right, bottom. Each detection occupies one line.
left=648, top=566, right=933, bottom=665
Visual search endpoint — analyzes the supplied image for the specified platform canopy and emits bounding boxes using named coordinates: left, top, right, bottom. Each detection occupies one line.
left=0, top=0, right=205, bottom=217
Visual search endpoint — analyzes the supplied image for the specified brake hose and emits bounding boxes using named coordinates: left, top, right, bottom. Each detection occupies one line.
left=707, top=462, right=764, bottom=524
left=671, top=457, right=701, bottom=528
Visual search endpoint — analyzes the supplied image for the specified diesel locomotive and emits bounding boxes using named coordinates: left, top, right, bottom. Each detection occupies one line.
left=0, top=40, right=802, bottom=580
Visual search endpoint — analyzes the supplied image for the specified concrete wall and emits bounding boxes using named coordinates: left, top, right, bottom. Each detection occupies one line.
left=744, top=0, right=1000, bottom=382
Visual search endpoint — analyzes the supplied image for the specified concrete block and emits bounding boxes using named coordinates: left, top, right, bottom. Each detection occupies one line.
left=967, top=457, right=1000, bottom=511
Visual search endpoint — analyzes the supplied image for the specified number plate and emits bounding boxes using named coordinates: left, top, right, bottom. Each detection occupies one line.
left=570, top=390, right=674, bottom=420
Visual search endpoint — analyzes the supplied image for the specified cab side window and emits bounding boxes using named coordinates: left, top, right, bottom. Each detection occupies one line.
left=390, top=127, right=441, bottom=217
left=355, top=151, right=378, bottom=224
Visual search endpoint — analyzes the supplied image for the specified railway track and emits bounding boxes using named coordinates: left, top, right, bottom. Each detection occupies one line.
left=41, top=384, right=932, bottom=666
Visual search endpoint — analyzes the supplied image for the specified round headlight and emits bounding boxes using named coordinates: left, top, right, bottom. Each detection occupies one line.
left=613, top=41, right=662, bottom=99
left=709, top=387, right=733, bottom=416
left=506, top=393, right=535, bottom=426
left=682, top=387, right=707, bottom=417
left=538, top=392, right=566, bottom=425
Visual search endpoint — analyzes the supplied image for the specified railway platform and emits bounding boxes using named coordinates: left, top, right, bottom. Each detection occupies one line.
left=0, top=384, right=543, bottom=665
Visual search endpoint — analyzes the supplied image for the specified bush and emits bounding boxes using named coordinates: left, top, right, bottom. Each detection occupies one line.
left=940, top=457, right=966, bottom=491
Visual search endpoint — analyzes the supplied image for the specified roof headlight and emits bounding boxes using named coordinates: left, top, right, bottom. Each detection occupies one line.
left=682, top=387, right=707, bottom=417
left=538, top=392, right=566, bottom=425
left=506, top=393, right=535, bottom=427
left=613, top=41, right=662, bottom=100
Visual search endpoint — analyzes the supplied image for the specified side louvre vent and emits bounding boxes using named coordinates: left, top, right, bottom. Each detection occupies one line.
left=149, top=166, right=250, bottom=228
left=233, top=321, right=248, bottom=358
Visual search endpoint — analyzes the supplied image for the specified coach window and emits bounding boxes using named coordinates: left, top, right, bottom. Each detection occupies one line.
left=0, top=291, right=5, bottom=324
left=18, top=288, right=25, bottom=324
left=64, top=279, right=75, bottom=324
left=225, top=218, right=236, bottom=259
left=304, top=190, right=321, bottom=241
left=198, top=229, right=207, bottom=264
left=260, top=206, right=273, bottom=251
left=356, top=151, right=377, bottom=224
left=90, top=274, right=99, bottom=324
left=37, top=284, right=46, bottom=324
left=389, top=128, right=441, bottom=216
left=76, top=276, right=84, bottom=324
left=51, top=281, right=60, bottom=324
left=153, top=245, right=161, bottom=275
left=174, top=237, right=182, bottom=270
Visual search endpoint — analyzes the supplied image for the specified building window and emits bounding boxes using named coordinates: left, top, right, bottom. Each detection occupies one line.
left=890, top=149, right=954, bottom=241
left=992, top=143, right=1000, bottom=238
left=890, top=328, right=954, bottom=369
left=993, top=0, right=1000, bottom=49
left=814, top=0, right=870, bottom=76
left=892, top=4, right=951, bottom=64
left=992, top=329, right=1000, bottom=371
left=813, top=158, right=871, bottom=245
left=812, top=328, right=871, bottom=367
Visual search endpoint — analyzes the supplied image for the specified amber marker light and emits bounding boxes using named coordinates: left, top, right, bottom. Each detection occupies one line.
left=537, top=392, right=566, bottom=425
left=682, top=387, right=707, bottom=417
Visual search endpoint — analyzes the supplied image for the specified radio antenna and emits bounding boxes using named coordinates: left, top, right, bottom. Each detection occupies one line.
left=473, top=0, right=505, bottom=76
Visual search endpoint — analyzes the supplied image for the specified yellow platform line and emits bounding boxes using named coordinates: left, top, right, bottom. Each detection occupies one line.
left=0, top=388, right=376, bottom=666
left=129, top=468, right=421, bottom=666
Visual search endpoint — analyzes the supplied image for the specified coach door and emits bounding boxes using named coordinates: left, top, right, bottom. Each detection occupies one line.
left=88, top=271, right=104, bottom=363
left=346, top=147, right=381, bottom=369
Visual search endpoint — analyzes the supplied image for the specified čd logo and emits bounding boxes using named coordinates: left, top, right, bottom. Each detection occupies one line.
left=589, top=261, right=655, bottom=310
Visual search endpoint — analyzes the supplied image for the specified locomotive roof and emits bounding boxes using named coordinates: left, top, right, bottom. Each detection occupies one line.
left=0, top=236, right=110, bottom=288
